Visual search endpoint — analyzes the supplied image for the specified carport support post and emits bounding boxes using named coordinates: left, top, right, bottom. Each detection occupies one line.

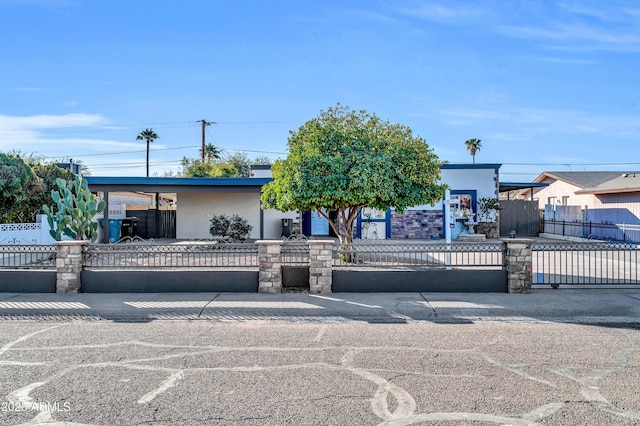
left=504, top=239, right=533, bottom=294
left=54, top=240, right=88, bottom=294
left=257, top=240, right=283, bottom=293
left=308, top=240, right=334, bottom=293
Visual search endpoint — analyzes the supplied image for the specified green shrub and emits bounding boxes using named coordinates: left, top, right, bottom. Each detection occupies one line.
left=209, top=214, right=253, bottom=242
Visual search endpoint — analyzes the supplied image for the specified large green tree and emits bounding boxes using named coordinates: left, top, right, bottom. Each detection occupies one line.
left=0, top=154, right=77, bottom=223
left=0, top=153, right=39, bottom=223
left=261, top=104, right=447, bottom=243
left=136, top=128, right=159, bottom=177
left=26, top=163, right=76, bottom=222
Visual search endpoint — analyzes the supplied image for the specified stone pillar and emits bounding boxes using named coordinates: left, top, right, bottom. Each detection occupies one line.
left=54, top=240, right=88, bottom=294
left=504, top=239, right=533, bottom=293
left=256, top=240, right=283, bottom=293
left=308, top=240, right=334, bottom=294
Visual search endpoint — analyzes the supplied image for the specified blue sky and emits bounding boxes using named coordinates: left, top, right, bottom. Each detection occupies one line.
left=1, top=0, right=639, bottom=181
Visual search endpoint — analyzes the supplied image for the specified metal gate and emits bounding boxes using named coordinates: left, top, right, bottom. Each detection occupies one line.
left=499, top=200, right=539, bottom=237
left=126, top=208, right=176, bottom=239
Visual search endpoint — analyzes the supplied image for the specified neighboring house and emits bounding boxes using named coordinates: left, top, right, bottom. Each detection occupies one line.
left=574, top=173, right=640, bottom=224
left=521, top=171, right=629, bottom=210
left=520, top=171, right=640, bottom=241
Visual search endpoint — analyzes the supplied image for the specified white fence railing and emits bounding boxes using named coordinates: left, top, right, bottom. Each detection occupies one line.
left=0, top=215, right=56, bottom=244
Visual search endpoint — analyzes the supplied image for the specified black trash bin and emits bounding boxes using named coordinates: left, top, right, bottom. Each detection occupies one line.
left=281, top=218, right=292, bottom=238
left=121, top=217, right=139, bottom=238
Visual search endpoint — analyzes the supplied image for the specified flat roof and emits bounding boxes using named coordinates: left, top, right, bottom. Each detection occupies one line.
left=441, top=163, right=502, bottom=170
left=85, top=176, right=273, bottom=193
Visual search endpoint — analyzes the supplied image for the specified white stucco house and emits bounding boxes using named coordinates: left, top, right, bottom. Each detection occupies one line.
left=86, top=163, right=501, bottom=242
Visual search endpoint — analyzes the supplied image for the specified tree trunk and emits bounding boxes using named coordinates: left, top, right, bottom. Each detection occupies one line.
left=146, top=140, right=150, bottom=177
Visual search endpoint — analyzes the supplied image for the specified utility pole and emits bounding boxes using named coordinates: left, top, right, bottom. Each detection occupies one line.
left=196, top=119, right=214, bottom=162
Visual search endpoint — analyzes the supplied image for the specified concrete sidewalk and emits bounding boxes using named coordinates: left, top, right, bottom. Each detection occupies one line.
left=0, top=289, right=639, bottom=325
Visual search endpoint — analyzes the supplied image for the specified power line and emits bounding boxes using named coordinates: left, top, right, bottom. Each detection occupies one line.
left=42, top=145, right=200, bottom=159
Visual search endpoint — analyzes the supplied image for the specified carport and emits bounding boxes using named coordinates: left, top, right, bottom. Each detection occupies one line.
left=85, top=177, right=273, bottom=242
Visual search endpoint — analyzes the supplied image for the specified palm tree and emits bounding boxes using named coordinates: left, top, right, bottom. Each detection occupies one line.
left=200, top=143, right=222, bottom=163
left=464, top=138, right=482, bottom=164
left=136, top=128, right=159, bottom=177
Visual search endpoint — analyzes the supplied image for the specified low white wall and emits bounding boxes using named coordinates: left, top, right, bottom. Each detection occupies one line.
left=0, top=215, right=56, bottom=244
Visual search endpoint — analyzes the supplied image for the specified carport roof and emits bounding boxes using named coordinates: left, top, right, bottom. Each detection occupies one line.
left=499, top=182, right=549, bottom=193
left=85, top=176, right=273, bottom=193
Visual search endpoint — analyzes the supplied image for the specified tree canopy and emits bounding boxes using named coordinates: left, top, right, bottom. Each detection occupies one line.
left=464, top=138, right=482, bottom=164
left=136, top=128, right=159, bottom=177
left=0, top=154, right=75, bottom=223
left=261, top=104, right=447, bottom=243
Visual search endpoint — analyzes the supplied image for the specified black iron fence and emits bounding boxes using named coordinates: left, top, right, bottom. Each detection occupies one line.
left=83, top=242, right=259, bottom=269
left=0, top=245, right=56, bottom=269
left=532, top=241, right=640, bottom=286
left=541, top=220, right=640, bottom=243
left=3, top=240, right=639, bottom=290
left=281, top=242, right=310, bottom=266
left=333, top=242, right=504, bottom=269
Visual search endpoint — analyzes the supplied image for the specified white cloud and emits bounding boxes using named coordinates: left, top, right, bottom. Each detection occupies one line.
left=440, top=107, right=640, bottom=139
left=0, top=113, right=106, bottom=130
left=0, top=113, right=153, bottom=160
left=396, top=2, right=485, bottom=24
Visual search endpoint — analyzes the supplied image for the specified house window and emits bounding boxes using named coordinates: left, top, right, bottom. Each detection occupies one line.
left=451, top=193, right=474, bottom=219
left=548, top=197, right=558, bottom=206
left=562, top=196, right=570, bottom=205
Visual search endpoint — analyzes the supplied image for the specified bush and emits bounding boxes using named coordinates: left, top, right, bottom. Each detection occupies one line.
left=209, top=214, right=253, bottom=242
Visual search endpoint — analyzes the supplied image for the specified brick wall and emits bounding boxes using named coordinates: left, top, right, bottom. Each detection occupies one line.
left=390, top=210, right=443, bottom=239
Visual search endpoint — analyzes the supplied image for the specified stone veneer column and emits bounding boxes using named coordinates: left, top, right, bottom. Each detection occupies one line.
left=308, top=240, right=334, bottom=293
left=256, top=240, right=283, bottom=293
left=55, top=240, right=88, bottom=294
left=504, top=239, right=533, bottom=293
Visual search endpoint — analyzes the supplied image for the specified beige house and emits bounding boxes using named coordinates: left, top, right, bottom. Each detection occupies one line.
left=521, top=171, right=640, bottom=229
left=522, top=171, right=631, bottom=210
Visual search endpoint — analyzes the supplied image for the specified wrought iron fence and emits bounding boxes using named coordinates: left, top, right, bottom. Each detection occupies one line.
left=83, top=242, right=259, bottom=269
left=541, top=220, right=640, bottom=243
left=0, top=245, right=57, bottom=269
left=532, top=241, right=640, bottom=286
left=281, top=243, right=310, bottom=266
left=333, top=242, right=504, bottom=269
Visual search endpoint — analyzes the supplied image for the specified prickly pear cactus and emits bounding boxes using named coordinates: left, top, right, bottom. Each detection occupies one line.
left=42, top=177, right=107, bottom=243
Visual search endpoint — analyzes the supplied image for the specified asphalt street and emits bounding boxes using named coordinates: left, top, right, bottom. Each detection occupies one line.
left=0, top=289, right=639, bottom=425
left=1, top=319, right=639, bottom=425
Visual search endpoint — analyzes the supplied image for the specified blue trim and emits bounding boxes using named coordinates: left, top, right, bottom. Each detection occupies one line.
left=451, top=190, right=478, bottom=220
left=356, top=208, right=390, bottom=239
left=302, top=211, right=311, bottom=236
left=441, top=163, right=501, bottom=173
left=85, top=176, right=272, bottom=186
left=385, top=207, right=391, bottom=238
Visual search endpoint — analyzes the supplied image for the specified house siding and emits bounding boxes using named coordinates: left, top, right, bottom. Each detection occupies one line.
left=532, top=178, right=597, bottom=210
left=177, top=192, right=262, bottom=239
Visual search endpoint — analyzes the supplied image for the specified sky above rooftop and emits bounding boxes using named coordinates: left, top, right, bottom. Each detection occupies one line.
left=1, top=0, right=639, bottom=181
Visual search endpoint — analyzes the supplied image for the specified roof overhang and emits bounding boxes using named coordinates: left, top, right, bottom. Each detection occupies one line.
left=499, top=182, right=549, bottom=193
left=85, top=176, right=273, bottom=193
left=575, top=187, right=640, bottom=195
